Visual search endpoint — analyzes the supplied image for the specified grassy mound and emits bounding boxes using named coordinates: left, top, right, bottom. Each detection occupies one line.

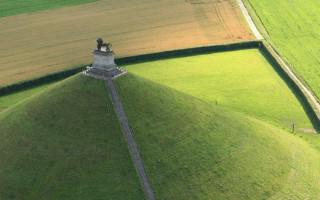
left=0, top=0, right=97, bottom=17
left=0, top=75, right=143, bottom=200
left=1, top=49, right=319, bottom=199
left=116, top=74, right=320, bottom=200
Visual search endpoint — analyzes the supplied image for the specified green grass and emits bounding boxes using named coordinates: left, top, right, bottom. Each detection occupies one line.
left=246, top=0, right=320, bottom=99
left=116, top=73, right=320, bottom=200
left=298, top=133, right=320, bottom=152
left=0, top=0, right=97, bottom=17
left=0, top=75, right=144, bottom=200
left=0, top=83, right=56, bottom=112
left=123, top=49, right=313, bottom=132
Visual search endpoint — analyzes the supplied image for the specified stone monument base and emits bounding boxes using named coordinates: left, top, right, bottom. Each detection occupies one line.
left=83, top=66, right=127, bottom=80
left=83, top=39, right=126, bottom=80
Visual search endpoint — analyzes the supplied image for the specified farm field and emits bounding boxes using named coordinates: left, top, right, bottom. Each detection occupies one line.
left=246, top=0, right=320, bottom=99
left=0, top=0, right=254, bottom=87
left=120, top=49, right=314, bottom=131
left=116, top=73, right=320, bottom=199
left=0, top=0, right=96, bottom=17
left=0, top=75, right=144, bottom=200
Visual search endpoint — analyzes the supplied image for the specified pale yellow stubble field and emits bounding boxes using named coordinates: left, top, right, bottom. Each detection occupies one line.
left=0, top=0, right=254, bottom=86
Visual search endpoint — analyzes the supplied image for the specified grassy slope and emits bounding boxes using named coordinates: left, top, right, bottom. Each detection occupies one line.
left=0, top=0, right=96, bottom=17
left=299, top=133, right=320, bottom=152
left=124, top=49, right=313, bottom=131
left=0, top=83, right=56, bottom=112
left=0, top=75, right=144, bottom=200
left=246, top=0, right=320, bottom=98
left=116, top=74, right=320, bottom=200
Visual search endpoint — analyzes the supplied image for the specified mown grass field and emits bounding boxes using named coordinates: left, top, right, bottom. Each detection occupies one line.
left=121, top=49, right=313, bottom=132
left=0, top=75, right=144, bottom=199
left=246, top=0, right=320, bottom=99
left=0, top=0, right=254, bottom=87
left=0, top=0, right=96, bottom=17
left=116, top=73, right=320, bottom=200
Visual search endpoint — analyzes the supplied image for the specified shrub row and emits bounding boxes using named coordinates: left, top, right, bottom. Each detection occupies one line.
left=116, top=40, right=261, bottom=65
left=0, top=66, right=86, bottom=96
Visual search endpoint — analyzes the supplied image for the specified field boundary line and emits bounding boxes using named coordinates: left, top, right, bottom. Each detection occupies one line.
left=105, top=79, right=156, bottom=200
left=236, top=0, right=263, bottom=40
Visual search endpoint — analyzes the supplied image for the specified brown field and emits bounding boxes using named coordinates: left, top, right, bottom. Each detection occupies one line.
left=0, top=0, right=254, bottom=86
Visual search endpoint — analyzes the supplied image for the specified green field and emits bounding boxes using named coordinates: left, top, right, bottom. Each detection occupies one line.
left=246, top=0, right=320, bottom=99
left=120, top=49, right=314, bottom=132
left=0, top=75, right=144, bottom=199
left=0, top=0, right=96, bottom=17
left=116, top=74, right=320, bottom=199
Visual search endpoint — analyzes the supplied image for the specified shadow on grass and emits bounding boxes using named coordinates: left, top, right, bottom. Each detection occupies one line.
left=259, top=48, right=320, bottom=132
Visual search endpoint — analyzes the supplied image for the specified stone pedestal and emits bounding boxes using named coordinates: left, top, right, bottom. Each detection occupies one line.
left=83, top=49, right=126, bottom=80
left=92, top=50, right=117, bottom=71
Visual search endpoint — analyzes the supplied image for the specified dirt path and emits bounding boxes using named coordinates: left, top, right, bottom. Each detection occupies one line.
left=236, top=0, right=263, bottom=40
left=105, top=79, right=156, bottom=200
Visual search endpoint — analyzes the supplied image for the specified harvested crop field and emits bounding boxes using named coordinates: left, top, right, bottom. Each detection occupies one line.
left=0, top=0, right=254, bottom=86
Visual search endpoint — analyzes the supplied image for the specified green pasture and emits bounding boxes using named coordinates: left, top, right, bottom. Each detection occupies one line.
left=122, top=49, right=313, bottom=132
left=0, top=75, right=143, bottom=200
left=246, top=0, right=320, bottom=99
left=116, top=73, right=320, bottom=200
left=0, top=0, right=96, bottom=17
